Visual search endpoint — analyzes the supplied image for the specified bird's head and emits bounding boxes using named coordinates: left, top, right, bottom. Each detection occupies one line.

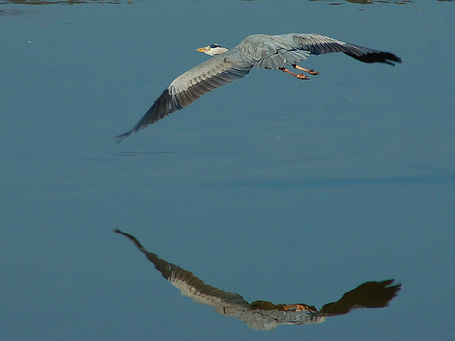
left=197, top=43, right=229, bottom=56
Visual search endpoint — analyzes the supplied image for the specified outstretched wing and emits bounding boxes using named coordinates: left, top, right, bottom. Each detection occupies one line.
left=319, top=279, right=402, bottom=316
left=115, top=50, right=252, bottom=142
left=290, top=33, right=402, bottom=66
left=114, top=229, right=251, bottom=311
left=239, top=33, right=401, bottom=70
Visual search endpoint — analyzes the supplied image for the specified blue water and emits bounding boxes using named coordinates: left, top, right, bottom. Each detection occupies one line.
left=1, top=1, right=454, bottom=340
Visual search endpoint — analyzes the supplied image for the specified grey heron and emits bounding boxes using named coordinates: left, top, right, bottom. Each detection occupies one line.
left=115, top=33, right=401, bottom=142
left=114, top=229, right=401, bottom=330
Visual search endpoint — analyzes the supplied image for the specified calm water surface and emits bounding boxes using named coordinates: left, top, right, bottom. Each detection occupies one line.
left=1, top=1, right=454, bottom=340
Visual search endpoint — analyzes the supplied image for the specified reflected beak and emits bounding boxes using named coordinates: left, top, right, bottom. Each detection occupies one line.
left=197, top=47, right=207, bottom=53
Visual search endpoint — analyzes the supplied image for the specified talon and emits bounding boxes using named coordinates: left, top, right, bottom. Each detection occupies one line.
left=308, top=69, right=320, bottom=76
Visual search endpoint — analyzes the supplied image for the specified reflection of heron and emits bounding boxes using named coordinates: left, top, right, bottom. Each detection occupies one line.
left=116, top=33, right=401, bottom=142
left=115, top=229, right=401, bottom=330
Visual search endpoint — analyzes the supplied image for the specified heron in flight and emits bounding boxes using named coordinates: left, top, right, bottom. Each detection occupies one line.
left=115, top=33, right=401, bottom=142
left=115, top=229, right=401, bottom=330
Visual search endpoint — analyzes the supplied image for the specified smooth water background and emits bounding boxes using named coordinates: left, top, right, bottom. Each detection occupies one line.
left=1, top=1, right=454, bottom=340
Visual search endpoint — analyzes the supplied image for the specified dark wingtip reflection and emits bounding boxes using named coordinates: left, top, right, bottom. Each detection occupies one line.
left=320, top=279, right=401, bottom=315
left=115, top=230, right=402, bottom=330
left=114, top=228, right=145, bottom=250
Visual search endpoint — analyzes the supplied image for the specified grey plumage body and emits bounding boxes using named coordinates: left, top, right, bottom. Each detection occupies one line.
left=115, top=229, right=401, bottom=331
left=116, top=33, right=401, bottom=142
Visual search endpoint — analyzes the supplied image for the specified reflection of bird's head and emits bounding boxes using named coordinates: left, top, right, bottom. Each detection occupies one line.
left=197, top=43, right=229, bottom=56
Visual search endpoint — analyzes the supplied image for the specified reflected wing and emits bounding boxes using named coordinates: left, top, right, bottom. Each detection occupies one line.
left=115, top=229, right=251, bottom=311
left=290, top=33, right=402, bottom=66
left=320, top=279, right=401, bottom=316
left=115, top=50, right=252, bottom=142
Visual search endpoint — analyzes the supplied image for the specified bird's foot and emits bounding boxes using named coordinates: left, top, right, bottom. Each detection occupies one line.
left=280, top=67, right=310, bottom=80
left=307, top=69, right=320, bottom=76
left=292, top=64, right=320, bottom=76
left=283, top=304, right=318, bottom=312
left=296, top=74, right=310, bottom=80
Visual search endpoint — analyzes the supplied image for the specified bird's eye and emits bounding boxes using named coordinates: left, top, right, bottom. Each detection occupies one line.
left=210, top=44, right=219, bottom=48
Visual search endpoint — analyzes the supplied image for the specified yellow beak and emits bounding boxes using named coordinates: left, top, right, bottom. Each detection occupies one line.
left=197, top=47, right=207, bottom=53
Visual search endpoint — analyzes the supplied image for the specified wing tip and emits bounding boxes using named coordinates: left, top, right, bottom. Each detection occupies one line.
left=352, top=51, right=402, bottom=66
left=114, top=228, right=149, bottom=253
left=114, top=89, right=173, bottom=144
left=383, top=53, right=402, bottom=66
left=114, top=132, right=131, bottom=144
